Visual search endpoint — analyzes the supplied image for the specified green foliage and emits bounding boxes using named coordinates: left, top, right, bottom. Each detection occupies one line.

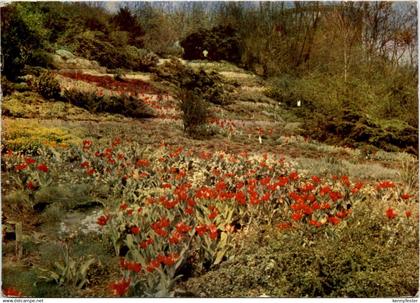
left=27, top=49, right=53, bottom=68
left=124, top=46, right=159, bottom=71
left=1, top=91, right=103, bottom=121
left=63, top=89, right=154, bottom=118
left=31, top=281, right=72, bottom=298
left=2, top=191, right=32, bottom=213
left=32, top=72, right=61, bottom=100
left=109, top=31, right=130, bottom=47
left=265, top=72, right=418, bottom=155
left=38, top=2, right=111, bottom=44
left=34, top=184, right=93, bottom=212
left=322, top=114, right=418, bottom=155
left=183, top=207, right=418, bottom=297
left=140, top=11, right=182, bottom=57
left=398, top=158, right=419, bottom=192
left=37, top=243, right=96, bottom=289
left=1, top=2, right=154, bottom=76
left=73, top=31, right=158, bottom=71
left=71, top=31, right=122, bottom=69
left=111, top=7, right=145, bottom=48
left=1, top=3, right=48, bottom=80
left=178, top=89, right=211, bottom=138
left=1, top=76, right=15, bottom=96
left=381, top=68, right=418, bottom=128
left=155, top=58, right=228, bottom=105
left=2, top=265, right=39, bottom=298
left=181, top=25, right=241, bottom=63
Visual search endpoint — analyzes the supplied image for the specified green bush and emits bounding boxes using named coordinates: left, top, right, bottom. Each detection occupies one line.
left=73, top=31, right=158, bottom=71
left=109, top=31, right=130, bottom=47
left=1, top=3, right=47, bottom=80
left=1, top=76, right=14, bottom=96
left=178, top=89, right=210, bottom=137
left=155, top=58, right=228, bottom=105
left=63, top=89, right=154, bottom=118
left=311, top=112, right=418, bottom=155
left=28, top=50, right=53, bottom=68
left=111, top=7, right=144, bottom=48
left=265, top=73, right=418, bottom=155
left=124, top=46, right=159, bottom=71
left=72, top=31, right=122, bottom=69
left=32, top=72, right=61, bottom=100
left=181, top=25, right=241, bottom=63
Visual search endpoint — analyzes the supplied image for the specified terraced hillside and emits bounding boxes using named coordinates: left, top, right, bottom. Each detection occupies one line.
left=2, top=57, right=419, bottom=298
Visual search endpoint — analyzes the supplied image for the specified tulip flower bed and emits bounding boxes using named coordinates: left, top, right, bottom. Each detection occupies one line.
left=57, top=71, right=180, bottom=120
left=56, top=71, right=283, bottom=137
left=59, top=72, right=158, bottom=95
left=2, top=136, right=418, bottom=297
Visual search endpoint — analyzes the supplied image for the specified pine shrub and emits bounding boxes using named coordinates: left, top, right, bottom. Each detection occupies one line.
left=178, top=89, right=210, bottom=137
left=181, top=25, right=241, bottom=63
left=156, top=58, right=228, bottom=105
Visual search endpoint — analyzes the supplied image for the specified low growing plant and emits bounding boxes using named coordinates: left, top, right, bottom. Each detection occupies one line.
left=37, top=242, right=96, bottom=289
left=31, top=71, right=61, bottom=100
left=63, top=88, right=154, bottom=118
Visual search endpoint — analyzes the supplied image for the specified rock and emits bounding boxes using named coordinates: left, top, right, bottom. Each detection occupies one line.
left=60, top=209, right=104, bottom=236
left=50, top=52, right=106, bottom=73
left=56, top=49, right=76, bottom=60
left=66, top=58, right=100, bottom=70
left=50, top=54, right=65, bottom=67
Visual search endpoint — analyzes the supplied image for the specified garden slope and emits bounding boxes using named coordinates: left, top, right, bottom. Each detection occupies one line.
left=1, top=59, right=418, bottom=298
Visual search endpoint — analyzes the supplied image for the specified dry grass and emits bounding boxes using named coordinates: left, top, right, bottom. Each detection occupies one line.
left=294, top=156, right=400, bottom=181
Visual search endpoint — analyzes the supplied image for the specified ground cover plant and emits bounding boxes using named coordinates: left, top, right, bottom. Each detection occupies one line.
left=1, top=1, right=418, bottom=299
